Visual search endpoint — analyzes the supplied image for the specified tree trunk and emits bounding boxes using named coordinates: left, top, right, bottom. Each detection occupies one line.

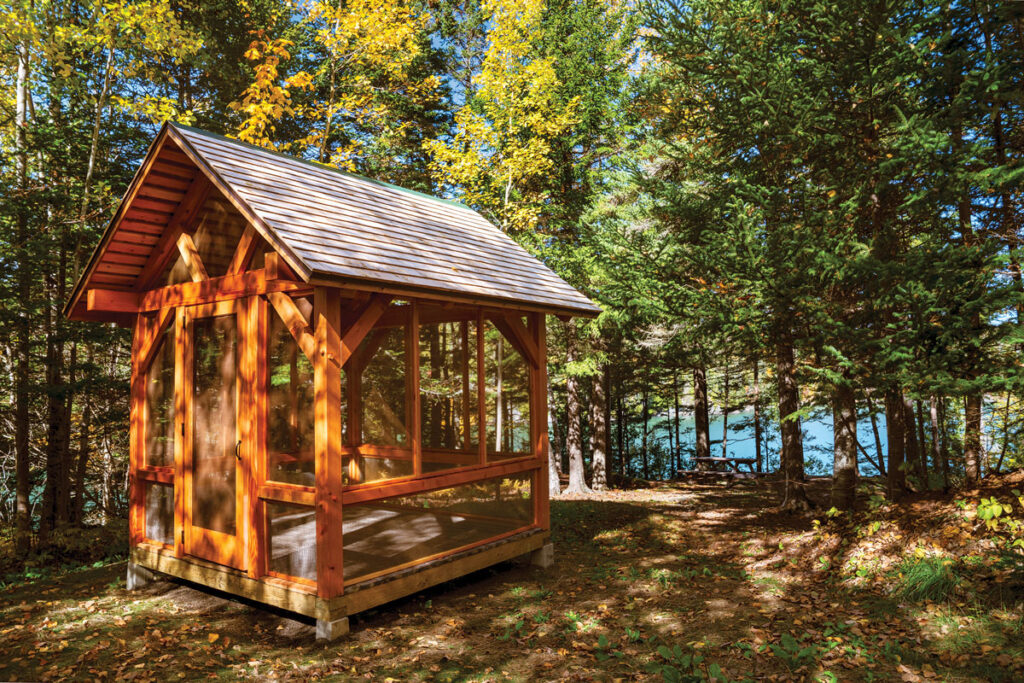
left=693, top=363, right=710, bottom=464
left=832, top=381, right=858, bottom=511
left=641, top=383, right=650, bottom=480
left=938, top=396, right=951, bottom=490
left=954, top=120, right=984, bottom=486
left=589, top=370, right=608, bottom=491
left=776, top=336, right=812, bottom=511
left=14, top=35, right=32, bottom=556
left=548, top=386, right=562, bottom=496
left=673, top=371, right=682, bottom=476
left=915, top=399, right=929, bottom=482
left=929, top=395, right=944, bottom=490
left=996, top=393, right=1011, bottom=474
left=884, top=388, right=906, bottom=499
left=866, top=391, right=886, bottom=476
left=73, top=394, right=93, bottom=524
left=902, top=395, right=924, bottom=482
left=721, top=360, right=730, bottom=458
left=603, top=366, right=612, bottom=481
left=40, top=273, right=68, bottom=546
left=616, top=394, right=625, bottom=478
left=753, top=359, right=763, bottom=473
left=563, top=323, right=591, bottom=494
left=964, top=394, right=983, bottom=484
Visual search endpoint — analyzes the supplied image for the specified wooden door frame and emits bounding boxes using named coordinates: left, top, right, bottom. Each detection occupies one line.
left=181, top=298, right=247, bottom=570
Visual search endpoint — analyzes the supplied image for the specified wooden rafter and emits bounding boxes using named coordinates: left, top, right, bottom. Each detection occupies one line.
left=227, top=224, right=259, bottom=275
left=176, top=232, right=209, bottom=282
left=136, top=174, right=212, bottom=290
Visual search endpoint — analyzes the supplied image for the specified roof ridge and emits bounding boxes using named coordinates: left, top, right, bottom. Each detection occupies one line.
left=168, top=122, right=472, bottom=212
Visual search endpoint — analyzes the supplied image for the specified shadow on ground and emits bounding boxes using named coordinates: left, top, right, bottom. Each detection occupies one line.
left=1, top=480, right=1022, bottom=681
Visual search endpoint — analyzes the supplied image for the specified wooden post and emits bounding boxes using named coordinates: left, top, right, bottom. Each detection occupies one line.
left=477, top=312, right=486, bottom=464
left=461, top=322, right=471, bottom=450
left=128, top=314, right=146, bottom=549
left=172, top=307, right=186, bottom=558
left=408, top=302, right=422, bottom=476
left=314, top=287, right=344, bottom=600
left=529, top=313, right=550, bottom=532
left=242, top=296, right=266, bottom=579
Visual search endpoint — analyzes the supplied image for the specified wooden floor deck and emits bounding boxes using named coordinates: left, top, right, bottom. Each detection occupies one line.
left=268, top=504, right=529, bottom=584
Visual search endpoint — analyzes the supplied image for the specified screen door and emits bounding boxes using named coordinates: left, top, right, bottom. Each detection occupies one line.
left=183, top=301, right=244, bottom=569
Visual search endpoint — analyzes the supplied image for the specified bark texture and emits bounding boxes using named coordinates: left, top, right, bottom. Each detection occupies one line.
left=693, top=363, right=710, bottom=465
left=776, top=337, right=813, bottom=511
left=589, top=370, right=608, bottom=491
left=563, top=322, right=591, bottom=495
left=884, top=388, right=907, bottom=499
left=832, top=382, right=858, bottom=511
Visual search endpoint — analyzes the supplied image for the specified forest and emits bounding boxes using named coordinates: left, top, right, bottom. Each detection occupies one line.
left=2, top=0, right=1024, bottom=681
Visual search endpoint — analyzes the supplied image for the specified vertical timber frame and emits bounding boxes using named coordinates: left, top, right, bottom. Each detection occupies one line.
left=409, top=302, right=422, bottom=476
left=240, top=294, right=265, bottom=580
left=128, top=315, right=146, bottom=548
left=172, top=306, right=186, bottom=558
left=529, top=313, right=550, bottom=531
left=314, top=286, right=344, bottom=600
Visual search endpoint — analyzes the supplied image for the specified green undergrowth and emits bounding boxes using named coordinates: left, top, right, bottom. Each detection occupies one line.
left=0, top=523, right=128, bottom=588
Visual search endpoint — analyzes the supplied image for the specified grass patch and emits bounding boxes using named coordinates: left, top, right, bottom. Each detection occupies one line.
left=894, top=556, right=961, bottom=603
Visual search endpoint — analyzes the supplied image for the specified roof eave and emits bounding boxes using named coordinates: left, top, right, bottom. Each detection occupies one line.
left=307, top=271, right=601, bottom=319
left=63, top=123, right=173, bottom=320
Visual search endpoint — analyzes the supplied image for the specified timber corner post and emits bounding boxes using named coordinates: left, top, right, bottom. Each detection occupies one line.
left=66, top=122, right=597, bottom=642
left=314, top=286, right=347, bottom=639
left=530, top=312, right=554, bottom=570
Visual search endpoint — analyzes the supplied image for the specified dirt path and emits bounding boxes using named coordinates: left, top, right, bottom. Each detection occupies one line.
left=1, top=481, right=1021, bottom=681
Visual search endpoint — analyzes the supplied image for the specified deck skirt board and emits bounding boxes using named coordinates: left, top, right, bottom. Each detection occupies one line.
left=132, top=530, right=547, bottom=623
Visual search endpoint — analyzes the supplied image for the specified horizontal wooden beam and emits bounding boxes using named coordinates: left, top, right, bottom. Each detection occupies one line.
left=136, top=467, right=174, bottom=485
left=310, top=274, right=599, bottom=320
left=376, top=304, right=476, bottom=329
left=139, top=269, right=309, bottom=312
left=132, top=544, right=318, bottom=617
left=342, top=457, right=538, bottom=506
left=259, top=483, right=315, bottom=507
left=87, top=288, right=141, bottom=313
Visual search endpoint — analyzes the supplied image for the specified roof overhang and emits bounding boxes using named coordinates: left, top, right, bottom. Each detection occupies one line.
left=66, top=122, right=601, bottom=321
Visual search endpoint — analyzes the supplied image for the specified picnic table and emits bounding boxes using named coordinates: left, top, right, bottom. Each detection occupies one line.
left=694, top=456, right=757, bottom=473
left=678, top=457, right=761, bottom=486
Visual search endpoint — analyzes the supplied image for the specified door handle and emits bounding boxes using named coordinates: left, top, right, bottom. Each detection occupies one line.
left=234, top=440, right=242, bottom=461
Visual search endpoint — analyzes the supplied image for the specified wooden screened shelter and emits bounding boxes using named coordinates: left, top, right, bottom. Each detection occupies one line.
left=65, top=123, right=599, bottom=639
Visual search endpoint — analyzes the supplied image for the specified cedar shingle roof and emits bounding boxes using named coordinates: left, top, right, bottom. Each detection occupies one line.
left=66, top=122, right=600, bottom=318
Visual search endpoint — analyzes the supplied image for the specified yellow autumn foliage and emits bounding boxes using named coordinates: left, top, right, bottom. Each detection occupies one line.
left=425, top=0, right=578, bottom=234
left=231, top=0, right=438, bottom=167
